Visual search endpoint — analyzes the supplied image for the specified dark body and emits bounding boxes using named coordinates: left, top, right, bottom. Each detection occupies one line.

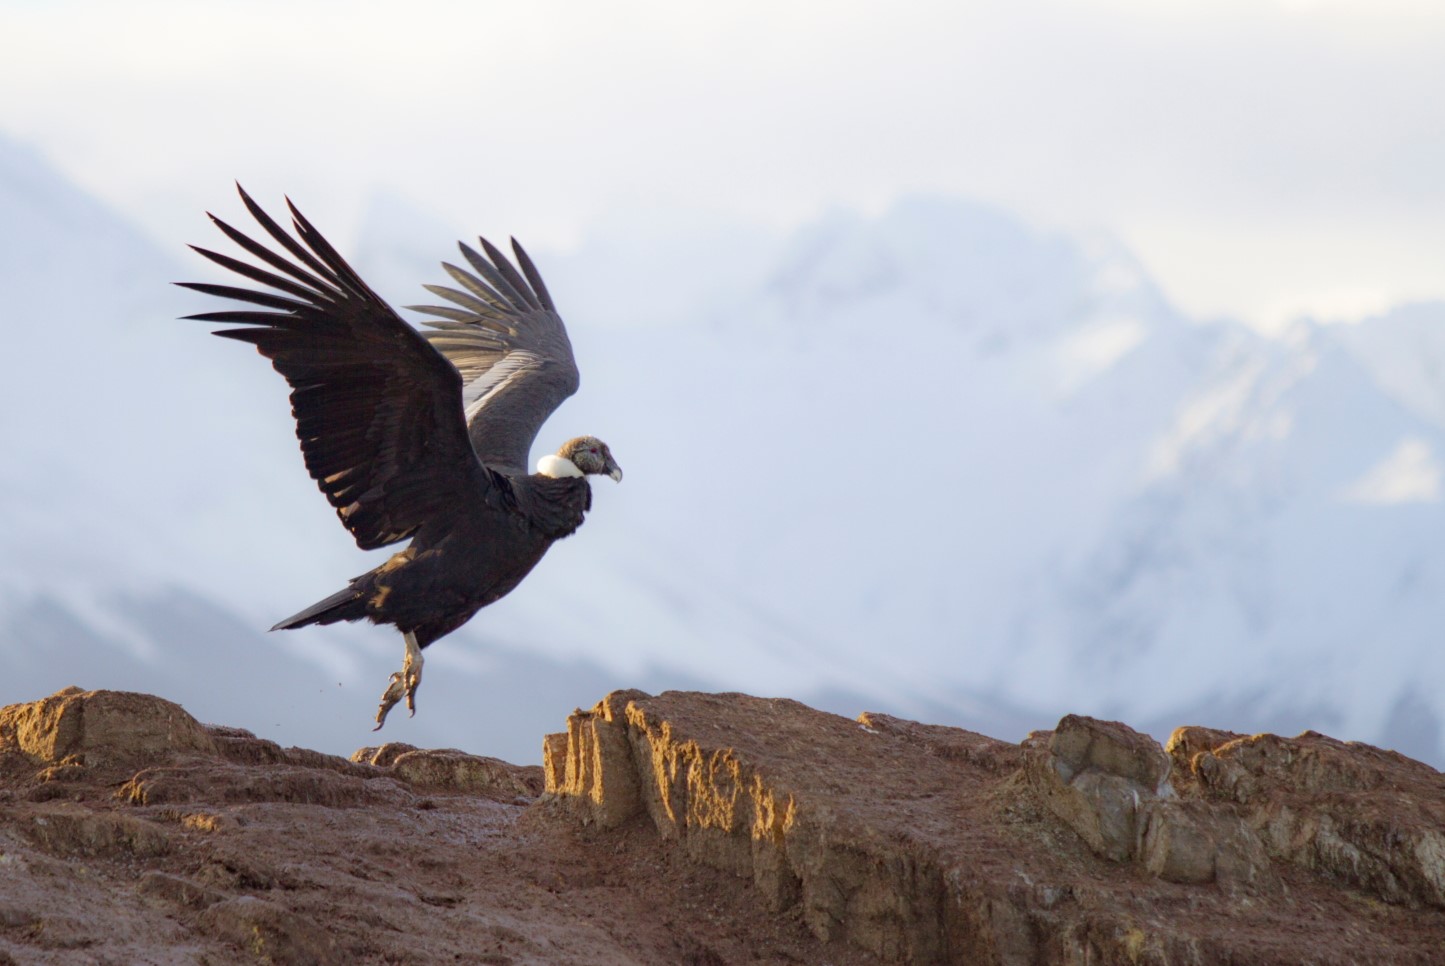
left=278, top=474, right=592, bottom=647
left=181, top=186, right=620, bottom=722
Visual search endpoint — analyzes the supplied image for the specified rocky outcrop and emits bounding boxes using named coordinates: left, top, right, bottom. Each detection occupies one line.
left=0, top=687, right=870, bottom=966
left=547, top=691, right=1445, bottom=964
left=1, top=685, right=1443, bottom=965
left=1181, top=727, right=1445, bottom=909
left=1027, top=715, right=1273, bottom=889
left=0, top=685, right=216, bottom=768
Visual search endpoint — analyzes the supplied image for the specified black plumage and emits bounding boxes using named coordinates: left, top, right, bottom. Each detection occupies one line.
left=181, top=185, right=621, bottom=727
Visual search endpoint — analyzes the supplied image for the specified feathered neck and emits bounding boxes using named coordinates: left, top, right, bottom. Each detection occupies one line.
left=536, top=454, right=584, bottom=479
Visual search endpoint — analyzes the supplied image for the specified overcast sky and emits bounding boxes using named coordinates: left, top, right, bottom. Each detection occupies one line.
left=3, top=0, right=1442, bottom=331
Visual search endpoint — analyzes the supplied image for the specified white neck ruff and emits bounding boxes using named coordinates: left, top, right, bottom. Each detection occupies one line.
left=536, top=454, right=584, bottom=478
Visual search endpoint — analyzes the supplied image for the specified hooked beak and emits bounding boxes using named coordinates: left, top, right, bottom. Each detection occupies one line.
left=606, top=459, right=623, bottom=483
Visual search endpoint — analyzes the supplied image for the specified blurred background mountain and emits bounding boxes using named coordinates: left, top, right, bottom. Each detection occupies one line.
left=2, top=1, right=1442, bottom=765
left=2, top=130, right=1441, bottom=765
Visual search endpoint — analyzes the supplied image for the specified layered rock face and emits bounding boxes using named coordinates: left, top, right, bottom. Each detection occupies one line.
left=547, top=691, right=1445, bottom=964
left=1, top=686, right=1443, bottom=965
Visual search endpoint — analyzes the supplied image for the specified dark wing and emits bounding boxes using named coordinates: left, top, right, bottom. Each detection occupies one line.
left=408, top=238, right=579, bottom=476
left=179, top=184, right=506, bottom=552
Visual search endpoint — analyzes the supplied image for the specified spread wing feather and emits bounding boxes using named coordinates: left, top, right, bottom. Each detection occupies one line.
left=409, top=238, right=578, bottom=475
left=179, top=184, right=505, bottom=551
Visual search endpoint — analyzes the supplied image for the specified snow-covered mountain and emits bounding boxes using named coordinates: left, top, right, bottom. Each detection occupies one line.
left=2, top=131, right=1441, bottom=766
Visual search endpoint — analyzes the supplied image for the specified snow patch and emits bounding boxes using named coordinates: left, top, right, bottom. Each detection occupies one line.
left=1341, top=439, right=1441, bottom=505
left=1053, top=316, right=1148, bottom=393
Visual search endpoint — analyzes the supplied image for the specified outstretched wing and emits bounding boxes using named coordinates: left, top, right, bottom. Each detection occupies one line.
left=409, top=238, right=579, bottom=476
left=180, top=185, right=504, bottom=551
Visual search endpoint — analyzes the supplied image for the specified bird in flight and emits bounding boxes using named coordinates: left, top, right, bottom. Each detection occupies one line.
left=181, top=185, right=621, bottom=729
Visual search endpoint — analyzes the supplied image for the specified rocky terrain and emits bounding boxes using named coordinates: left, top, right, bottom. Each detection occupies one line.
left=0, top=688, right=1442, bottom=964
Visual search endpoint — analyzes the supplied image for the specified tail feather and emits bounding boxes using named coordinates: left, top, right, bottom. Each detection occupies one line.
left=271, top=583, right=367, bottom=631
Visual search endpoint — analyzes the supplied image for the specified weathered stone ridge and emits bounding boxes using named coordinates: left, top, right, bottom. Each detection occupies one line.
left=0, top=685, right=217, bottom=767
left=547, top=690, right=1445, bottom=964
left=1, top=685, right=1443, bottom=965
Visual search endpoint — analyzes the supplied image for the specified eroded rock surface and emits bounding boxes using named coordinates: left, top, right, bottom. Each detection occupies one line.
left=1, top=685, right=1443, bottom=965
left=0, top=687, right=876, bottom=966
left=0, top=686, right=216, bottom=767
left=547, top=691, right=1445, bottom=965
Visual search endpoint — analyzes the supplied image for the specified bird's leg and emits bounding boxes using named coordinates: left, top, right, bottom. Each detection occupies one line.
left=402, top=630, right=424, bottom=716
left=373, top=631, right=425, bottom=731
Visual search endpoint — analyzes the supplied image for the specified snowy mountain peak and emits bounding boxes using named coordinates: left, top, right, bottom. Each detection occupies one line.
left=759, top=196, right=1178, bottom=352
left=3, top=139, right=1443, bottom=768
left=1336, top=301, right=1445, bottom=431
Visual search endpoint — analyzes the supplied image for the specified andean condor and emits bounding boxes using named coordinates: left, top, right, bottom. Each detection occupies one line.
left=181, top=185, right=622, bottom=729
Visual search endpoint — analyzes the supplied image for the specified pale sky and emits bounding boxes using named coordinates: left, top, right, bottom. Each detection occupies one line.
left=3, top=0, right=1443, bottom=331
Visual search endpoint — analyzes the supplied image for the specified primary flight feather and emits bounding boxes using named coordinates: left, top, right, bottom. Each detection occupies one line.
left=181, top=185, right=621, bottom=728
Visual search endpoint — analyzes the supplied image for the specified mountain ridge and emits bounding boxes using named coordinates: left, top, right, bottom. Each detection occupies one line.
left=1, top=130, right=1442, bottom=766
left=1, top=685, right=1442, bottom=964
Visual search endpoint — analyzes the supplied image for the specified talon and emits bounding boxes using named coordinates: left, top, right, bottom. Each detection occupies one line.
left=373, top=672, right=406, bottom=730
left=373, top=631, right=424, bottom=730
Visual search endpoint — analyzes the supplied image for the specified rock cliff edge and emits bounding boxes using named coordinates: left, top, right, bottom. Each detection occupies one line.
left=1, top=687, right=1442, bottom=964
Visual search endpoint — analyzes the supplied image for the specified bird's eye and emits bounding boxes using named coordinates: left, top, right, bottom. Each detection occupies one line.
left=589, top=447, right=598, bottom=455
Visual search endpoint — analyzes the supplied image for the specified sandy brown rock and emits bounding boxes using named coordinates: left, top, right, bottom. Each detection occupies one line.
left=0, top=688, right=880, bottom=966
left=0, top=686, right=215, bottom=768
left=549, top=690, right=1445, bottom=964
left=2, top=686, right=1443, bottom=965
left=1024, top=715, right=1275, bottom=891
left=1190, top=729, right=1445, bottom=909
left=351, top=743, right=542, bottom=796
left=19, top=803, right=172, bottom=858
left=1028, top=714, right=1176, bottom=862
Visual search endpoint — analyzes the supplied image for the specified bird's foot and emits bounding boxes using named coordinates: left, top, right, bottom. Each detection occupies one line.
left=372, top=632, right=424, bottom=731
left=373, top=673, right=407, bottom=730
